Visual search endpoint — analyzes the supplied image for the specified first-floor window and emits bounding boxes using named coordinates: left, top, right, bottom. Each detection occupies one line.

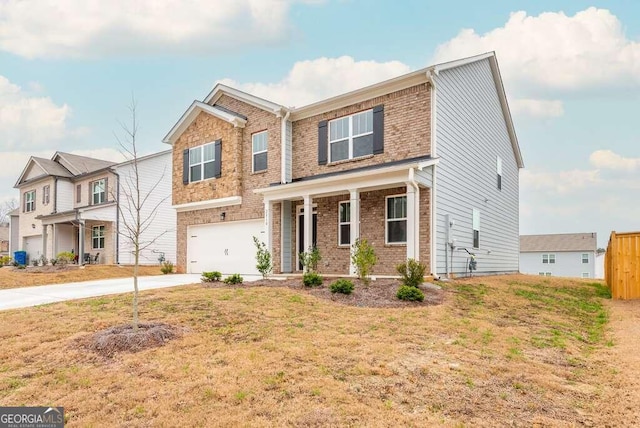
left=92, top=225, right=105, bottom=249
left=582, top=272, right=590, bottom=278
left=542, top=253, right=556, bottom=264
left=582, top=253, right=589, bottom=264
left=386, top=195, right=407, bottom=244
left=472, top=208, right=480, bottom=248
left=24, top=190, right=35, bottom=212
left=338, top=201, right=350, bottom=246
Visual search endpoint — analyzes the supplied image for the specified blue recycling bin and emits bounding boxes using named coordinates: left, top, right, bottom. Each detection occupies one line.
left=14, top=251, right=26, bottom=266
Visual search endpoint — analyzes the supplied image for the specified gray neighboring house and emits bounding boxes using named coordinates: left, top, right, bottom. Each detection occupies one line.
left=520, top=233, right=597, bottom=278
left=0, top=222, right=9, bottom=257
left=9, top=208, right=19, bottom=256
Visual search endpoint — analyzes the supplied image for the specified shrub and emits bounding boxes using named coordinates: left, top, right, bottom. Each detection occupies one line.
left=330, top=279, right=354, bottom=295
left=253, top=236, right=273, bottom=279
left=351, top=238, right=377, bottom=284
left=31, top=258, right=39, bottom=267
left=299, top=246, right=321, bottom=273
left=303, top=272, right=323, bottom=287
left=224, top=274, right=244, bottom=285
left=56, top=251, right=75, bottom=266
left=201, top=271, right=222, bottom=282
left=397, top=285, right=425, bottom=302
left=160, top=260, right=174, bottom=274
left=50, top=258, right=58, bottom=266
left=396, top=259, right=426, bottom=288
left=39, top=255, right=48, bottom=266
left=0, top=255, right=11, bottom=266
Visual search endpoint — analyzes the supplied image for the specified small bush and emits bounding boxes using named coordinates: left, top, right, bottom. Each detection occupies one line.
left=39, top=255, right=48, bottom=266
left=330, top=279, right=354, bottom=295
left=160, top=260, right=174, bottom=274
left=201, top=271, right=222, bottom=282
left=0, top=255, right=11, bottom=266
left=31, top=258, right=39, bottom=267
left=50, top=258, right=58, bottom=266
left=351, top=238, right=377, bottom=284
left=396, top=258, right=426, bottom=288
left=224, top=274, right=244, bottom=285
left=253, top=236, right=273, bottom=279
left=56, top=251, right=75, bottom=266
left=303, top=272, right=323, bottom=287
left=397, top=285, right=425, bottom=302
left=299, top=246, right=321, bottom=273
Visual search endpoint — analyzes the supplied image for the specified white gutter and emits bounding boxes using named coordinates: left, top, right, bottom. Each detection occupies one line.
left=280, top=109, right=291, bottom=184
left=426, top=69, right=438, bottom=278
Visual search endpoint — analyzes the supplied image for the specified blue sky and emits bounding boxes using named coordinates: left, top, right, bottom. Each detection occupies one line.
left=1, top=0, right=639, bottom=247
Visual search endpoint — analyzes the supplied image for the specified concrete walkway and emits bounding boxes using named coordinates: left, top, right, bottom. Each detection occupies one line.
left=0, top=274, right=210, bottom=311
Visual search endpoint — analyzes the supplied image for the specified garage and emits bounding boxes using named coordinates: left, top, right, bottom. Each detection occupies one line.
left=187, top=219, right=265, bottom=274
left=24, top=235, right=43, bottom=263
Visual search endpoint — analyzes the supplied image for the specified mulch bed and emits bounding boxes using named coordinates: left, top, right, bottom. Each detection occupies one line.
left=77, top=322, right=185, bottom=357
left=13, top=265, right=80, bottom=273
left=204, top=277, right=445, bottom=308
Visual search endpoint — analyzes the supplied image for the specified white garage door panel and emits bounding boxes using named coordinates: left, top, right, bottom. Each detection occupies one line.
left=24, top=235, right=43, bottom=262
left=187, top=219, right=264, bottom=274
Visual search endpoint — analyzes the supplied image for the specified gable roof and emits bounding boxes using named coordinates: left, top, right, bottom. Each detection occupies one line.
left=31, top=157, right=74, bottom=178
left=162, top=101, right=248, bottom=145
left=15, top=152, right=116, bottom=188
left=520, top=233, right=597, bottom=252
left=203, top=83, right=286, bottom=114
left=53, top=152, right=116, bottom=175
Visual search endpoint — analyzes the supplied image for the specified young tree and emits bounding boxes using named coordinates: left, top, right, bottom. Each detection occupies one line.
left=0, top=199, right=18, bottom=225
left=114, top=97, right=170, bottom=331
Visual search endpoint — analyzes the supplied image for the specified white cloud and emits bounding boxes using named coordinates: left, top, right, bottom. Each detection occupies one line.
left=0, top=0, right=308, bottom=58
left=0, top=76, right=76, bottom=149
left=520, top=168, right=600, bottom=194
left=510, top=99, right=564, bottom=118
left=433, top=7, right=640, bottom=91
left=218, top=56, right=412, bottom=107
left=590, top=149, right=640, bottom=171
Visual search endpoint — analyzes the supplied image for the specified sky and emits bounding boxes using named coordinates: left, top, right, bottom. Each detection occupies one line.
left=1, top=0, right=639, bottom=248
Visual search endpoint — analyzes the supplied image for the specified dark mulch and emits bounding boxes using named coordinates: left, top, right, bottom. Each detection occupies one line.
left=204, top=277, right=445, bottom=308
left=77, top=322, right=185, bottom=357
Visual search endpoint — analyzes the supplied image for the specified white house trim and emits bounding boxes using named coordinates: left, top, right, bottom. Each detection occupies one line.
left=172, top=196, right=242, bottom=212
left=204, top=83, right=286, bottom=114
left=162, top=101, right=247, bottom=145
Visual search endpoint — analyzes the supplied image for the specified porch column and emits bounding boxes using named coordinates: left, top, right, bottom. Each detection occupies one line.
left=263, top=200, right=272, bottom=254
left=349, top=189, right=360, bottom=276
left=406, top=184, right=419, bottom=260
left=42, top=225, right=48, bottom=261
left=78, top=222, right=85, bottom=264
left=303, top=195, right=313, bottom=272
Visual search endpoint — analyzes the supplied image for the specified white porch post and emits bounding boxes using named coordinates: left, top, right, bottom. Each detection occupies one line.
left=78, top=222, right=85, bottom=264
left=263, top=200, right=272, bottom=254
left=349, top=189, right=360, bottom=275
left=406, top=184, right=419, bottom=260
left=41, top=225, right=48, bottom=261
left=303, top=195, right=313, bottom=271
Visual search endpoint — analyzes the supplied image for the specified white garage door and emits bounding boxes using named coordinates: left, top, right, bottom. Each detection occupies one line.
left=24, top=235, right=43, bottom=262
left=187, top=219, right=264, bottom=274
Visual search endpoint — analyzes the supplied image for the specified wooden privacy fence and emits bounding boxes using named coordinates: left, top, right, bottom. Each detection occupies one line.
left=605, top=231, right=640, bottom=299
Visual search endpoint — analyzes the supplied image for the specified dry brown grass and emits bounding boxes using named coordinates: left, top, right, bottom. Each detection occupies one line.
left=0, top=265, right=163, bottom=289
left=0, top=274, right=624, bottom=427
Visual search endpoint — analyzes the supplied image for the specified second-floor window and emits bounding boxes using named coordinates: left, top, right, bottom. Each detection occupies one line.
left=190, top=142, right=216, bottom=182
left=43, top=185, right=50, bottom=205
left=582, top=253, right=589, bottom=264
left=24, top=190, right=35, bottom=213
left=496, top=156, right=503, bottom=190
left=542, top=253, right=556, bottom=264
left=92, top=179, right=106, bottom=205
left=252, top=131, right=268, bottom=172
left=338, top=201, right=350, bottom=246
left=329, top=109, right=373, bottom=162
left=472, top=209, right=481, bottom=248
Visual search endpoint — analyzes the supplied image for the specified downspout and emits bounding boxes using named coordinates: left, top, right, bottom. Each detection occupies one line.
left=113, top=169, right=120, bottom=265
left=407, top=168, right=420, bottom=262
left=280, top=109, right=291, bottom=184
left=426, top=69, right=439, bottom=279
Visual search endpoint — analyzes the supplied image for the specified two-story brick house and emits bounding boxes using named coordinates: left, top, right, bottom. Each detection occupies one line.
left=14, top=151, right=176, bottom=265
left=164, top=52, right=523, bottom=277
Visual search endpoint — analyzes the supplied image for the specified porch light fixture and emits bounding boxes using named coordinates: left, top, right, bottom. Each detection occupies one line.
left=220, top=212, right=226, bottom=221
left=31, top=223, right=36, bottom=229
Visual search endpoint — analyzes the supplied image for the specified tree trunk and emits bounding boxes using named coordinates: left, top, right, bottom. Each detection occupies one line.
left=133, top=243, right=139, bottom=331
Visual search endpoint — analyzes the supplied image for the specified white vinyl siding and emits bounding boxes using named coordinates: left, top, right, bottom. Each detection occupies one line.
left=329, top=109, right=373, bottom=162
left=434, top=58, right=520, bottom=275
left=252, top=131, right=268, bottom=172
left=520, top=251, right=596, bottom=278
left=190, top=142, right=215, bottom=182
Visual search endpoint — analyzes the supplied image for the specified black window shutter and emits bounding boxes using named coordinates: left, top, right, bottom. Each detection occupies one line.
left=182, top=149, right=190, bottom=184
left=373, top=105, right=384, bottom=154
left=214, top=140, right=222, bottom=178
left=318, top=120, right=328, bottom=165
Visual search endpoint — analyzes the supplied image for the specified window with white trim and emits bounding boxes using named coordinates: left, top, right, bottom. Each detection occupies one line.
left=329, top=109, right=373, bottom=162
left=338, top=201, right=350, bottom=246
left=189, top=142, right=216, bottom=182
left=496, top=156, right=503, bottom=190
left=252, top=131, right=268, bottom=172
left=542, top=253, right=556, bottom=264
left=92, top=225, right=105, bottom=249
left=43, top=185, right=50, bottom=205
left=92, top=179, right=106, bottom=205
left=545, top=272, right=552, bottom=276
left=24, top=190, right=35, bottom=213
left=472, top=209, right=480, bottom=248
left=386, top=195, right=407, bottom=244
left=582, top=253, right=589, bottom=264
left=581, top=272, right=590, bottom=278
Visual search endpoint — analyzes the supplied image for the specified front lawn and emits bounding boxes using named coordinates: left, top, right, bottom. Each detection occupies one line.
left=0, top=275, right=617, bottom=426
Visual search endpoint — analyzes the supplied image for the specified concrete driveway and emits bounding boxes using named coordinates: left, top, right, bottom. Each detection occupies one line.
left=0, top=274, right=208, bottom=311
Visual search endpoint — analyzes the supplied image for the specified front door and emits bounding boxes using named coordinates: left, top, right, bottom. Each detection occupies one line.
left=297, top=207, right=317, bottom=271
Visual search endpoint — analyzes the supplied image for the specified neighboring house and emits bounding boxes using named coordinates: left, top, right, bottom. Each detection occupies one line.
left=8, top=208, right=19, bottom=256
left=163, top=52, right=523, bottom=276
left=13, top=151, right=175, bottom=265
left=520, top=233, right=597, bottom=278
left=0, top=223, right=8, bottom=257
left=595, top=251, right=605, bottom=279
